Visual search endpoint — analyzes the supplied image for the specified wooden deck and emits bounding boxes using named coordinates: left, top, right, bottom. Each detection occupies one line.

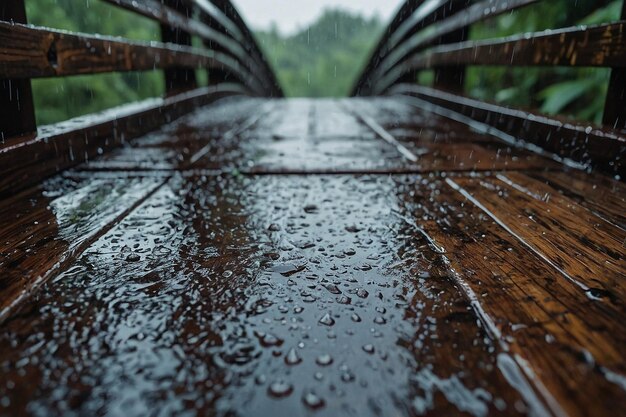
left=1, top=97, right=624, bottom=417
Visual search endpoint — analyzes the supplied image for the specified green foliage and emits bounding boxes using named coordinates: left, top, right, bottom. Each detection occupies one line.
left=466, top=0, right=621, bottom=123
left=255, top=9, right=384, bottom=97
left=25, top=0, right=164, bottom=125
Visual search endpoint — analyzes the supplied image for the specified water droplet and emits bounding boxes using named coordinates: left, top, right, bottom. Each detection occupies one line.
left=356, top=288, right=369, bottom=298
left=285, top=348, right=302, bottom=365
left=304, top=204, right=319, bottom=214
left=374, top=316, right=386, bottom=325
left=125, top=253, right=140, bottom=262
left=362, top=344, right=375, bottom=354
left=316, top=354, right=333, bottom=366
left=273, top=263, right=306, bottom=277
left=324, top=283, right=341, bottom=294
left=302, top=391, right=325, bottom=410
left=351, top=313, right=362, bottom=322
left=341, top=370, right=355, bottom=383
left=222, top=270, right=233, bottom=278
left=268, top=381, right=293, bottom=398
left=345, top=225, right=362, bottom=233
left=255, top=331, right=284, bottom=347
left=336, top=295, right=351, bottom=305
left=318, top=312, right=335, bottom=326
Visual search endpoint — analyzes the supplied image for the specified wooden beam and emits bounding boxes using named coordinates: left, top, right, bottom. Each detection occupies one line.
left=0, top=1, right=36, bottom=139
left=433, top=0, right=470, bottom=92
left=161, top=0, right=197, bottom=94
left=0, top=20, right=264, bottom=94
left=603, top=2, right=626, bottom=129
left=101, top=0, right=247, bottom=64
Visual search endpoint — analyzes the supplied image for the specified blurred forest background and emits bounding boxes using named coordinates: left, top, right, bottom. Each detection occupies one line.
left=26, top=0, right=621, bottom=125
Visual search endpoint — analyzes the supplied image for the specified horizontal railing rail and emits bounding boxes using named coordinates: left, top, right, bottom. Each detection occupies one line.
left=352, top=0, right=626, bottom=178
left=0, top=0, right=282, bottom=197
left=0, top=21, right=264, bottom=93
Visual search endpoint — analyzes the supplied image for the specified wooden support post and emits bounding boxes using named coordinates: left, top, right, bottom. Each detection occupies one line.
left=603, top=2, right=626, bottom=129
left=0, top=1, right=37, bottom=139
left=160, top=0, right=197, bottom=94
left=397, top=70, right=418, bottom=86
left=199, top=15, right=237, bottom=85
left=433, top=0, right=470, bottom=92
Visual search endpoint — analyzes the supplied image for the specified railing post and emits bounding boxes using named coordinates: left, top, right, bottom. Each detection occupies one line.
left=0, top=0, right=37, bottom=139
left=433, top=0, right=470, bottom=92
left=603, top=2, right=626, bottom=129
left=199, top=14, right=238, bottom=86
left=160, top=0, right=197, bottom=94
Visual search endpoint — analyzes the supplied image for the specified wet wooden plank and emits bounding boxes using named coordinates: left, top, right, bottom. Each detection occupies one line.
left=236, top=99, right=555, bottom=174
left=405, top=175, right=626, bottom=417
left=346, top=99, right=558, bottom=173
left=450, top=174, right=626, bottom=307
left=528, top=170, right=626, bottom=228
left=0, top=174, right=534, bottom=416
left=0, top=173, right=165, bottom=322
left=81, top=97, right=267, bottom=171
left=225, top=99, right=410, bottom=172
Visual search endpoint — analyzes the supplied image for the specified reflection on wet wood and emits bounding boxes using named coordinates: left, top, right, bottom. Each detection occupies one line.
left=0, top=175, right=165, bottom=321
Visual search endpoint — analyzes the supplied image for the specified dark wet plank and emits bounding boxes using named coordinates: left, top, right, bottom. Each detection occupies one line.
left=528, top=170, right=626, bottom=229
left=451, top=174, right=626, bottom=304
left=391, top=85, right=626, bottom=177
left=0, top=173, right=165, bottom=321
left=80, top=97, right=268, bottom=171
left=0, top=21, right=255, bottom=88
left=407, top=175, right=625, bottom=417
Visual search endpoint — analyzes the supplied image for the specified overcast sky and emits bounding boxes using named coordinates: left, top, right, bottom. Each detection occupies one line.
left=232, top=0, right=400, bottom=34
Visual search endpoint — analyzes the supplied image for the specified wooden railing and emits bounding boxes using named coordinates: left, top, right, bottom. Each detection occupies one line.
left=0, top=0, right=281, bottom=197
left=352, top=0, right=626, bottom=178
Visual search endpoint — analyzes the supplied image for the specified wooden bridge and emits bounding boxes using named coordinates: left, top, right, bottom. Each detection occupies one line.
left=0, top=1, right=625, bottom=416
